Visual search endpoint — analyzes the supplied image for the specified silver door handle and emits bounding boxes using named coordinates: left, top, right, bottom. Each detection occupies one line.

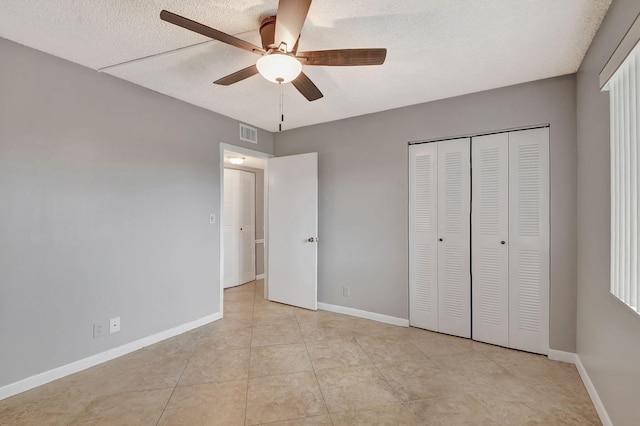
left=307, top=237, right=318, bottom=242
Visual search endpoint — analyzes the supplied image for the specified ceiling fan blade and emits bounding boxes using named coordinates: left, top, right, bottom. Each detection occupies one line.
left=274, top=0, right=312, bottom=52
left=160, top=10, right=265, bottom=55
left=297, top=48, right=387, bottom=66
left=214, top=65, right=259, bottom=86
left=292, top=72, right=323, bottom=101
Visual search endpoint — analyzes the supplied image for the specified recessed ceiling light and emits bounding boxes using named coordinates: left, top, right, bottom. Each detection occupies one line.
left=228, top=157, right=245, bottom=165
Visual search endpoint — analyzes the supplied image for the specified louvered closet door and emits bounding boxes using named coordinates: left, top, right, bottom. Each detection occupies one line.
left=471, top=133, right=509, bottom=347
left=409, top=143, right=439, bottom=330
left=508, top=128, right=549, bottom=354
left=437, top=139, right=471, bottom=338
left=224, top=169, right=240, bottom=288
left=239, top=170, right=256, bottom=284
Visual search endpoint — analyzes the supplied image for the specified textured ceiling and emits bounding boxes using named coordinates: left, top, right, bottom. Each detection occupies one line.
left=1, top=0, right=611, bottom=132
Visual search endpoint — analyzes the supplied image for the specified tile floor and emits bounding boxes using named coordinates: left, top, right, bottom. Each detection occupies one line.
left=0, top=280, right=601, bottom=425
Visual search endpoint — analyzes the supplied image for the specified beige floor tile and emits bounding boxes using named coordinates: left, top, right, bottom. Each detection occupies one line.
left=197, top=326, right=251, bottom=352
left=258, top=414, right=333, bottom=425
left=355, top=335, right=430, bottom=365
left=377, top=359, right=465, bottom=402
left=293, top=308, right=334, bottom=323
left=158, top=380, right=247, bottom=425
left=299, top=321, right=358, bottom=342
left=252, top=309, right=299, bottom=327
left=70, top=388, right=172, bottom=425
left=249, top=343, right=313, bottom=377
left=0, top=387, right=93, bottom=426
left=429, top=351, right=507, bottom=376
left=305, top=337, right=373, bottom=370
left=408, top=394, right=502, bottom=425
left=330, top=403, right=421, bottom=425
left=246, top=371, right=327, bottom=425
left=315, top=365, right=400, bottom=413
left=251, top=323, right=304, bottom=347
left=178, top=347, right=249, bottom=386
left=408, top=328, right=476, bottom=357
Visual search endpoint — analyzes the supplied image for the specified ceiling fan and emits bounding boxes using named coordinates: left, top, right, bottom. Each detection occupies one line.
left=160, top=0, right=387, bottom=101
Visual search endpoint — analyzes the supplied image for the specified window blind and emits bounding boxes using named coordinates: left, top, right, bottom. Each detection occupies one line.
left=603, top=39, right=640, bottom=314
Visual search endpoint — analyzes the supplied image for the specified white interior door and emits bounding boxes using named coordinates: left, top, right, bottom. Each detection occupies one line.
left=267, top=152, right=318, bottom=310
left=508, top=127, right=549, bottom=354
left=409, top=143, right=439, bottom=330
left=471, top=133, right=510, bottom=347
left=437, top=138, right=471, bottom=338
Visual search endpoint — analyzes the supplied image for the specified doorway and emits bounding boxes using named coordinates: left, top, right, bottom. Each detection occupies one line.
left=219, top=143, right=271, bottom=314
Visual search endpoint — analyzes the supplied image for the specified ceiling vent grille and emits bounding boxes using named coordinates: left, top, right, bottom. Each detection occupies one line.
left=240, top=123, right=258, bottom=144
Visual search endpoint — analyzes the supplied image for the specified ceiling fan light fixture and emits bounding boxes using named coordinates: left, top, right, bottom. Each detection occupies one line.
left=256, top=51, right=302, bottom=84
left=228, top=157, right=245, bottom=165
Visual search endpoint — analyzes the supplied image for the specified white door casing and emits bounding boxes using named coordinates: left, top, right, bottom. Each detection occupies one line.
left=267, top=152, right=318, bottom=310
left=471, top=133, right=510, bottom=347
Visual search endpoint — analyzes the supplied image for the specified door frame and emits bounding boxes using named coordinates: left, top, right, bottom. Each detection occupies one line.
left=219, top=143, right=272, bottom=316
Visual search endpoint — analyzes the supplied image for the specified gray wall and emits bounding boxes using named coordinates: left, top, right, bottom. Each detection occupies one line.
left=576, top=0, right=640, bottom=423
left=225, top=165, right=265, bottom=276
left=0, top=38, right=273, bottom=388
left=275, top=74, right=577, bottom=352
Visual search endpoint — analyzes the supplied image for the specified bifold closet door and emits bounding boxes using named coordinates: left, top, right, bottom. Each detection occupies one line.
left=224, top=169, right=256, bottom=288
left=436, top=139, right=471, bottom=338
left=508, top=128, right=549, bottom=354
left=238, top=170, right=256, bottom=285
left=409, top=139, right=470, bottom=337
left=409, top=143, right=439, bottom=330
left=471, top=133, right=509, bottom=347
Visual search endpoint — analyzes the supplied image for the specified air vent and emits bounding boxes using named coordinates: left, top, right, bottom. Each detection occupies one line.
left=239, top=123, right=258, bottom=144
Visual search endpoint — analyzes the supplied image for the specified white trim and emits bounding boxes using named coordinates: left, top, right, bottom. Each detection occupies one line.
left=547, top=349, right=578, bottom=364
left=545, top=350, right=612, bottom=426
left=317, top=302, right=409, bottom=327
left=575, top=355, right=613, bottom=426
left=0, top=312, right=221, bottom=401
left=256, top=274, right=265, bottom=279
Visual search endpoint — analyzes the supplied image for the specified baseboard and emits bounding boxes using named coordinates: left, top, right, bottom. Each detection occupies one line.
left=317, top=302, right=409, bottom=327
left=256, top=274, right=265, bottom=280
left=574, top=355, right=613, bottom=426
left=0, top=312, right=222, bottom=401
left=547, top=349, right=578, bottom=363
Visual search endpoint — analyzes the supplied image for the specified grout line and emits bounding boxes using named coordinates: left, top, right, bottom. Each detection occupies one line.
left=302, top=339, right=332, bottom=425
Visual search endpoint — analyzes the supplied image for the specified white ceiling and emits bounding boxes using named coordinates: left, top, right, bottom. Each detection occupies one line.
left=1, top=0, right=611, bottom=132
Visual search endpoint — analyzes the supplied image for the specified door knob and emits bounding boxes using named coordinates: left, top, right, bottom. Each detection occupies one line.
left=501, top=241, right=506, bottom=244
left=307, top=237, right=318, bottom=242
left=439, top=238, right=443, bottom=242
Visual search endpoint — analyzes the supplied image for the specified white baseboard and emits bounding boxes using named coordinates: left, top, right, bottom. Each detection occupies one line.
left=0, top=312, right=222, bottom=401
left=546, top=349, right=612, bottom=426
left=317, top=302, right=409, bottom=327
left=547, top=349, right=578, bottom=363
left=574, top=355, right=613, bottom=426
left=256, top=274, right=265, bottom=280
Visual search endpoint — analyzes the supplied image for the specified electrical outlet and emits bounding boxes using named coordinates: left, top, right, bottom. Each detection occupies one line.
left=209, top=213, right=216, bottom=224
left=110, top=317, right=120, bottom=334
left=343, top=286, right=350, bottom=297
left=93, top=323, right=105, bottom=338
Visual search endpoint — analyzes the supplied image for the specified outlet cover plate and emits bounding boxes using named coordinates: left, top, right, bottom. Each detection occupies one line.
left=93, top=323, right=105, bottom=338
left=110, top=317, right=121, bottom=334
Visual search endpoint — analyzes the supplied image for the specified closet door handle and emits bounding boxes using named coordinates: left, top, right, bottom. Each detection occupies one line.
left=439, top=238, right=443, bottom=242
left=501, top=241, right=506, bottom=245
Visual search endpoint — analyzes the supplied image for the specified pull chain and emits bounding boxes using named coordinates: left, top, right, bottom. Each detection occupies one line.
left=278, top=82, right=284, bottom=132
